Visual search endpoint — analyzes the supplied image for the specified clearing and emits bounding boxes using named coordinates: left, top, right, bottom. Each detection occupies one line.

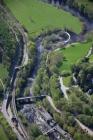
left=59, top=41, right=93, bottom=72
left=4, top=0, right=82, bottom=37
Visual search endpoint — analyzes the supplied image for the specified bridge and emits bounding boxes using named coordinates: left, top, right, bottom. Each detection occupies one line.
left=43, top=125, right=73, bottom=139
left=43, top=126, right=56, bottom=135
left=16, top=95, right=46, bottom=105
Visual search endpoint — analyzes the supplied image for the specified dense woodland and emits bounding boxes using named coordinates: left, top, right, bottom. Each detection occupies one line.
left=0, top=10, right=17, bottom=92
left=0, top=8, right=17, bottom=140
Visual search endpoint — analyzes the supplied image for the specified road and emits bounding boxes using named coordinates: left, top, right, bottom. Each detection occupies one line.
left=10, top=29, right=29, bottom=139
left=1, top=92, right=24, bottom=140
left=12, top=77, right=28, bottom=140
left=0, top=4, right=29, bottom=140
left=2, top=38, right=29, bottom=140
left=15, top=32, right=29, bottom=69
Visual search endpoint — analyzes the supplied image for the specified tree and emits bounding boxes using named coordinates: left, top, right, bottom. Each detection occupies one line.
left=36, top=135, right=49, bottom=140
left=29, top=123, right=41, bottom=138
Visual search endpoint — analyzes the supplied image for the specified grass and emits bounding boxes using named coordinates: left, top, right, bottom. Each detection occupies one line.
left=0, top=112, right=16, bottom=140
left=0, top=64, right=8, bottom=82
left=59, top=41, right=93, bottom=72
left=4, top=0, right=82, bottom=37
left=89, top=55, right=93, bottom=63
left=63, top=76, right=71, bottom=87
left=0, top=126, right=8, bottom=140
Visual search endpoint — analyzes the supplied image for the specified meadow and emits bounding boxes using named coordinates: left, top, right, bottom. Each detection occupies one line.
left=4, top=0, right=82, bottom=37
left=59, top=41, right=93, bottom=72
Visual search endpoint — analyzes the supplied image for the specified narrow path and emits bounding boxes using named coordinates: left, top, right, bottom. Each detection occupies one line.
left=65, top=42, right=79, bottom=48
left=59, top=76, right=69, bottom=100
left=63, top=31, right=71, bottom=44
left=55, top=31, right=71, bottom=47
left=46, top=96, right=62, bottom=114
left=86, top=47, right=93, bottom=58
left=72, top=73, right=77, bottom=85
left=75, top=118, right=93, bottom=137
left=47, top=95, right=93, bottom=138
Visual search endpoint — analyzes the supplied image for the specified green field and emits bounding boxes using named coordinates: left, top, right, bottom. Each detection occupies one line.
left=59, top=41, right=93, bottom=72
left=0, top=126, right=8, bottom=140
left=4, top=0, right=82, bottom=37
